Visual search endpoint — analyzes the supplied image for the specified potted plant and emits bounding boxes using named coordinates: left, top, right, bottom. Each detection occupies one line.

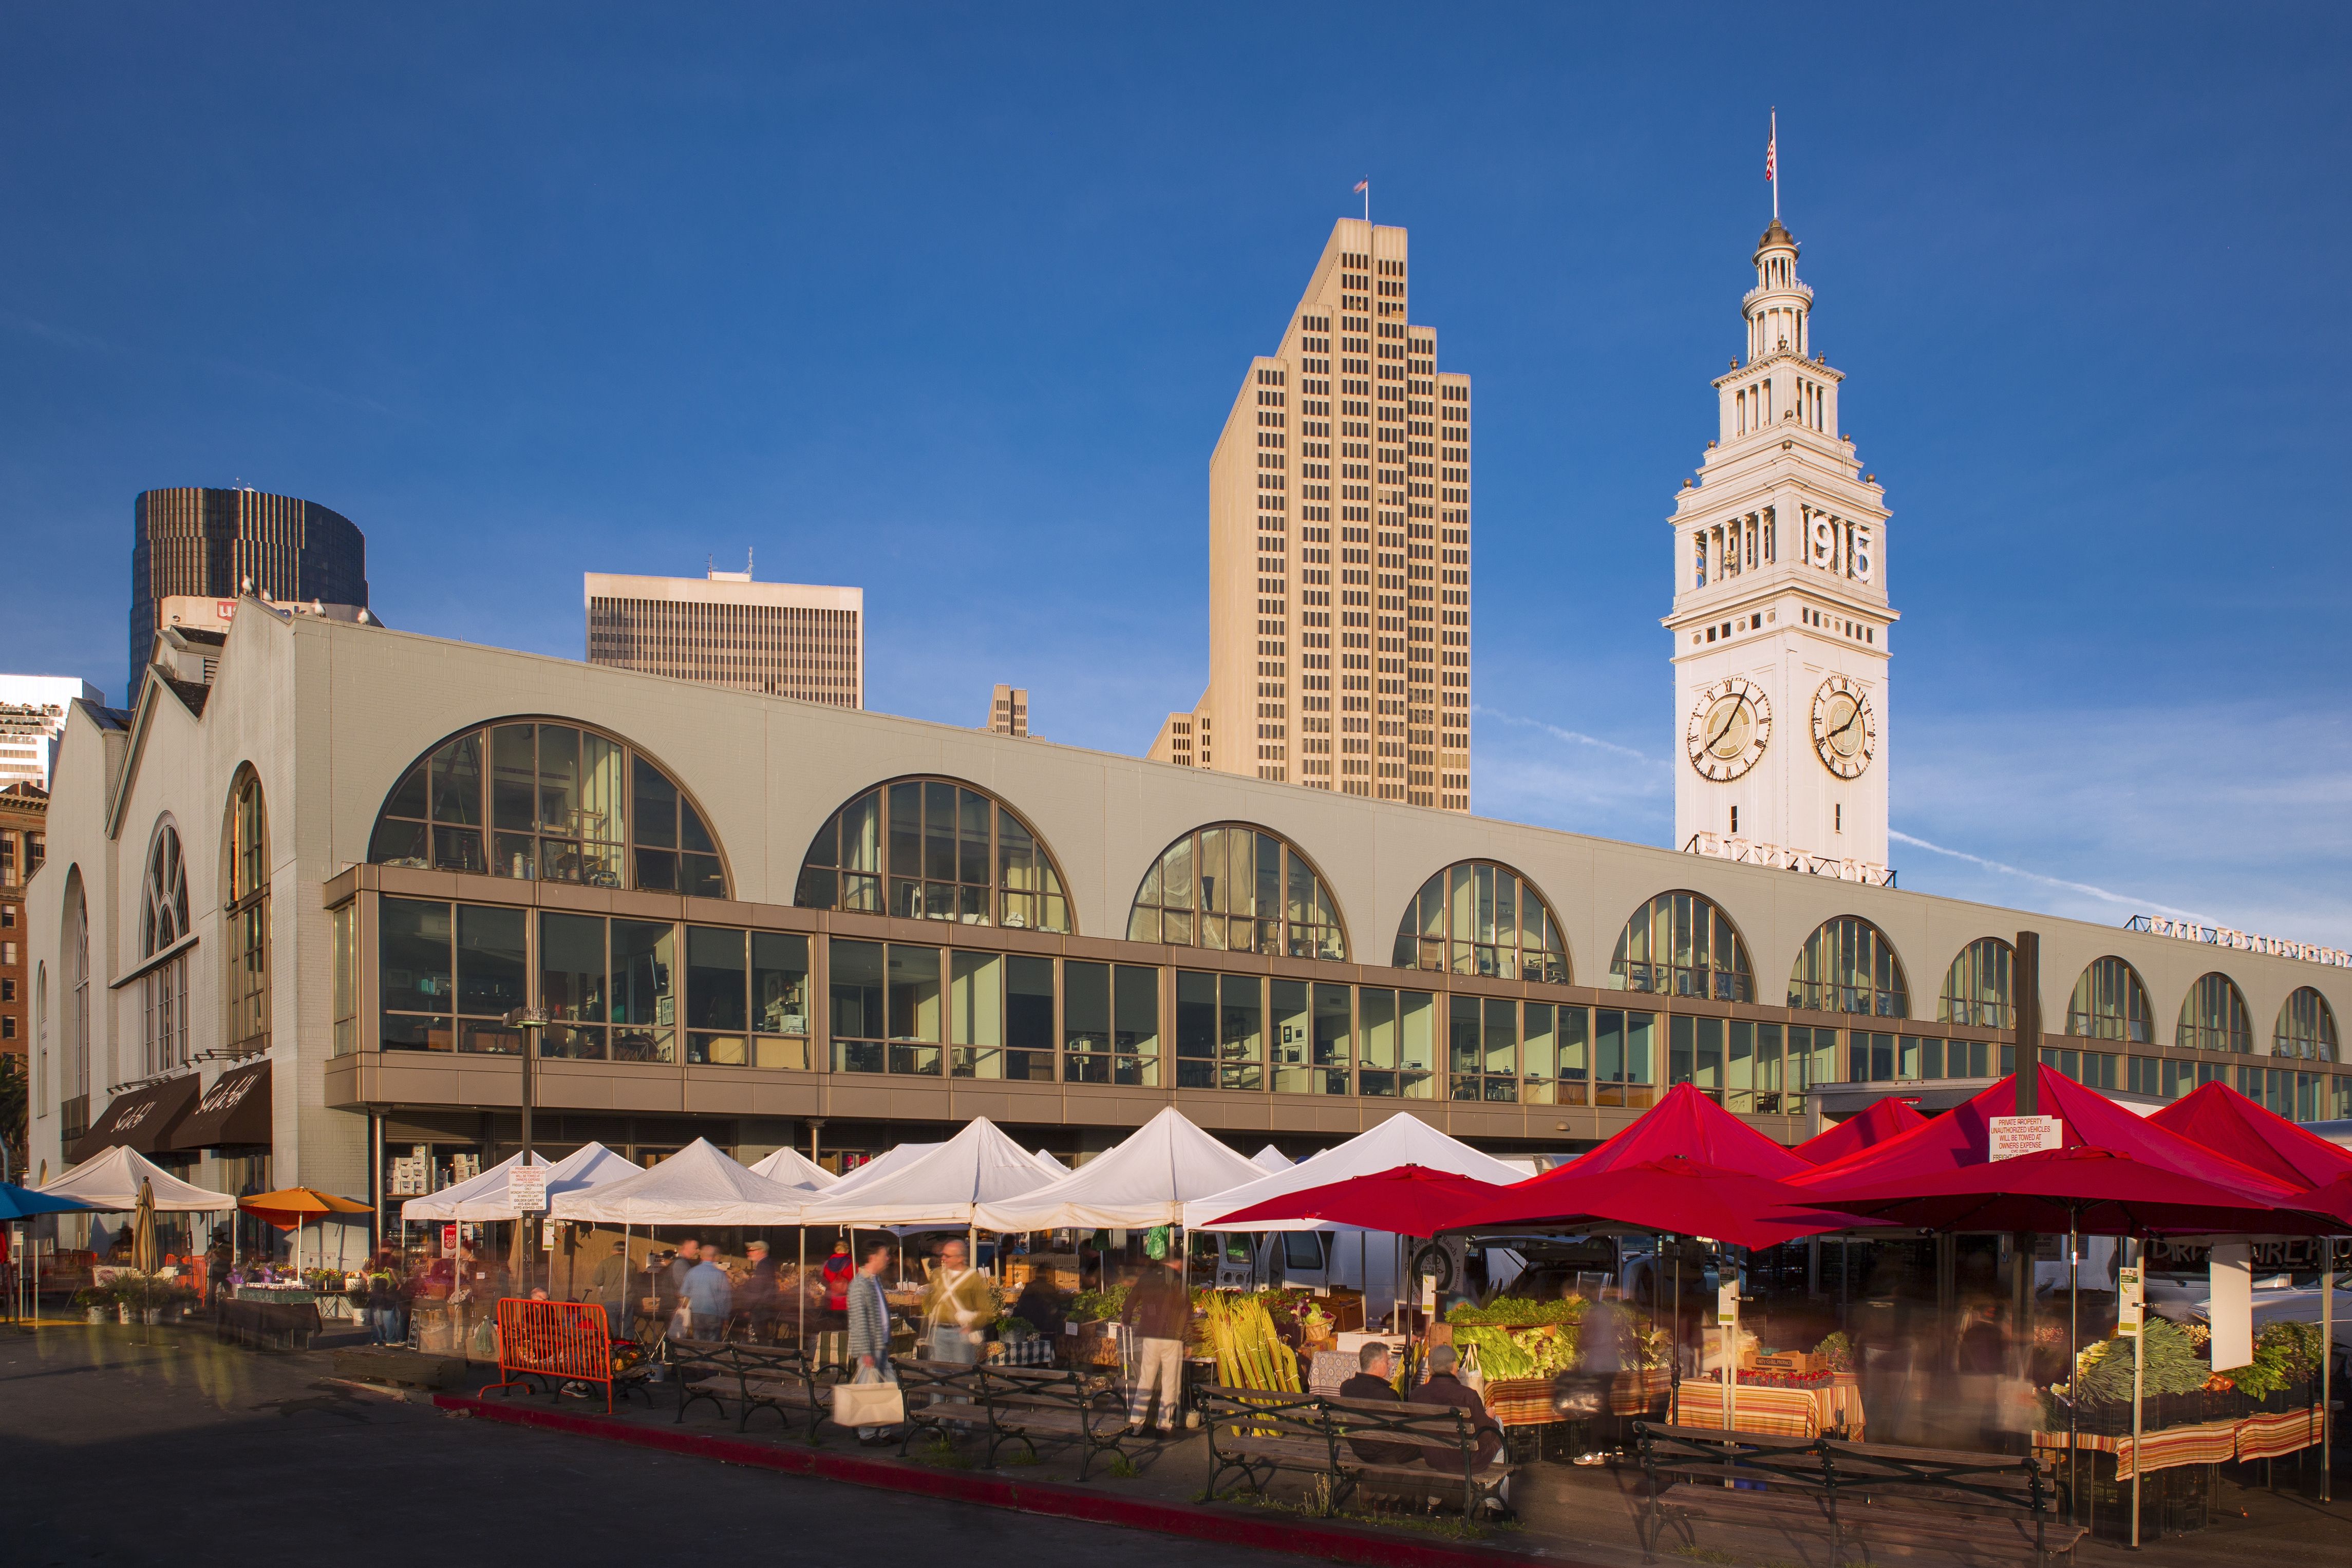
left=71, top=1284, right=115, bottom=1325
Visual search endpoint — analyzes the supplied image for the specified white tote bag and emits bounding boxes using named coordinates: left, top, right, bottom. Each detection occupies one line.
left=831, top=1363, right=905, bottom=1428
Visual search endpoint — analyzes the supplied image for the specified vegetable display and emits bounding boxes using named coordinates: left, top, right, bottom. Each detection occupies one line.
left=1445, top=1296, right=1585, bottom=1380
left=1195, top=1290, right=1302, bottom=1391
left=2074, top=1318, right=2210, bottom=1401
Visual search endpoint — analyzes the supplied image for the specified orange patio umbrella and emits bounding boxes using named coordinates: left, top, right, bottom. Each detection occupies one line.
left=240, top=1187, right=372, bottom=1275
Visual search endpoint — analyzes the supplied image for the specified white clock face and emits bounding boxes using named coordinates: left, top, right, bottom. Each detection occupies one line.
left=1811, top=675, right=1877, bottom=779
left=1686, top=677, right=1772, bottom=782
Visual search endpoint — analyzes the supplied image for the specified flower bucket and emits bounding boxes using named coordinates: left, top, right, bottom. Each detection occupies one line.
left=116, top=1303, right=131, bottom=1325
left=142, top=1308, right=163, bottom=1326
left=85, top=1307, right=106, bottom=1325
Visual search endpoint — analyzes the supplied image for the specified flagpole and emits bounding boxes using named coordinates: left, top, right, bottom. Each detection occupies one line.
left=1770, top=109, right=1779, bottom=222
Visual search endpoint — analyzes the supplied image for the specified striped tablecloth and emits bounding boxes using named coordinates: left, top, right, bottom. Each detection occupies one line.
left=987, top=1337, right=1054, bottom=1367
left=2033, top=1409, right=2321, bottom=1481
left=1667, top=1374, right=1865, bottom=1441
left=1481, top=1377, right=1558, bottom=1428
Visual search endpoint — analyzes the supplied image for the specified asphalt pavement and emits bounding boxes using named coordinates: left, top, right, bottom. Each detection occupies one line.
left=0, top=1326, right=1294, bottom=1568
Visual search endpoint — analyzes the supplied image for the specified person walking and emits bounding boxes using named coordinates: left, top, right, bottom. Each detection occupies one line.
left=821, top=1238, right=856, bottom=1323
left=845, top=1240, right=900, bottom=1446
left=1119, top=1252, right=1190, bottom=1434
left=583, top=1238, right=633, bottom=1340
left=683, top=1246, right=733, bottom=1340
left=921, top=1239, right=991, bottom=1365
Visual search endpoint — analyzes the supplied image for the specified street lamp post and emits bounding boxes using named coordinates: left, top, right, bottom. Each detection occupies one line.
left=502, top=1007, right=549, bottom=1291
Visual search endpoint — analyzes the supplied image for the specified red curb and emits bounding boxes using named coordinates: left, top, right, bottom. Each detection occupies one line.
left=434, top=1392, right=1564, bottom=1568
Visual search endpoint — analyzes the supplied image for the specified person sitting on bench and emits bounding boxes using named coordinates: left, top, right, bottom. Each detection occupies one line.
left=1413, top=1345, right=1502, bottom=1468
left=1337, top=1343, right=1421, bottom=1463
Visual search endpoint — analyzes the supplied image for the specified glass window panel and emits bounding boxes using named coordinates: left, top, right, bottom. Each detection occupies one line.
left=610, top=919, right=676, bottom=1060
left=1271, top=978, right=1311, bottom=1092
left=543, top=1024, right=605, bottom=1060
left=1449, top=994, right=1481, bottom=1093
left=750, top=931, right=810, bottom=1036
left=533, top=725, right=578, bottom=837
left=429, top=735, right=483, bottom=826
left=384, top=762, right=428, bottom=822
left=839, top=791, right=880, bottom=875
left=888, top=943, right=941, bottom=1043
left=1398, top=990, right=1435, bottom=1097
left=1255, top=835, right=1281, bottom=921
left=1220, top=974, right=1263, bottom=1090
left=381, top=1012, right=447, bottom=1052
left=1162, top=835, right=1194, bottom=910
left=829, top=938, right=885, bottom=1044
left=1064, top=960, right=1110, bottom=1055
left=688, top=1033, right=746, bottom=1066
left=1359, top=987, right=1397, bottom=1069
left=1521, top=1003, right=1555, bottom=1102
left=685, top=925, right=747, bottom=1032
left=381, top=898, right=453, bottom=1015
left=682, top=854, right=725, bottom=899
left=369, top=817, right=427, bottom=868
left=679, top=800, right=717, bottom=857
left=634, top=847, right=678, bottom=892
left=492, top=833, right=537, bottom=881
left=459, top=1018, right=524, bottom=1055
left=455, top=904, right=526, bottom=1019
left=1695, top=1016, right=1722, bottom=1090
left=491, top=724, right=535, bottom=832
left=1195, top=828, right=1226, bottom=915
left=433, top=826, right=486, bottom=874
left=950, top=951, right=1002, bottom=1047
left=924, top=782, right=956, bottom=883
left=957, top=789, right=990, bottom=890
left=1004, top=954, right=1054, bottom=1079
left=1483, top=995, right=1517, bottom=1088
left=540, top=912, right=605, bottom=1023
left=1286, top=849, right=1313, bottom=927
left=632, top=754, right=678, bottom=849
left=1116, top=966, right=1159, bottom=1055
left=1175, top=970, right=1217, bottom=1087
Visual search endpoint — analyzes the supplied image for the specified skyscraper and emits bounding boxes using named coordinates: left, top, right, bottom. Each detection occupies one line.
left=130, top=487, right=370, bottom=694
left=0, top=676, right=102, bottom=790
left=981, top=685, right=1030, bottom=736
left=585, top=568, right=864, bottom=707
left=1154, top=218, right=1471, bottom=809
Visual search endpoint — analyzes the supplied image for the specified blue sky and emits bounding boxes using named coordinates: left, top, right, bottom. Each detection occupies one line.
left=6, top=6, right=2350, bottom=947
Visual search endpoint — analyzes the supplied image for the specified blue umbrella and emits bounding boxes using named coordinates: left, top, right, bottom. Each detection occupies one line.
left=0, top=1183, right=95, bottom=1220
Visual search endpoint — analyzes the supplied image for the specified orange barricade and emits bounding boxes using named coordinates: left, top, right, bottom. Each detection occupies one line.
left=484, top=1298, right=620, bottom=1413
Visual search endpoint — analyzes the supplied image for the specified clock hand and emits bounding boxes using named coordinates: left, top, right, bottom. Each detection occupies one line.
left=1831, top=707, right=1864, bottom=745
left=1704, top=704, right=1738, bottom=750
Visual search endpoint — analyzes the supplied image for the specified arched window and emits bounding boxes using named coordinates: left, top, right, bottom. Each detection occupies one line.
left=223, top=768, right=269, bottom=1057
left=1609, top=892, right=1752, bottom=1002
left=797, top=777, right=1070, bottom=932
left=1789, top=916, right=1909, bottom=1017
left=63, top=870, right=88, bottom=1113
left=369, top=719, right=726, bottom=897
left=2275, top=987, right=2340, bottom=1061
left=1393, top=862, right=1568, bottom=984
left=1127, top=824, right=1344, bottom=960
left=1939, top=937, right=2015, bottom=1029
left=2067, top=956, right=2152, bottom=1044
left=2174, top=972, right=2252, bottom=1054
left=141, top=821, right=191, bottom=1075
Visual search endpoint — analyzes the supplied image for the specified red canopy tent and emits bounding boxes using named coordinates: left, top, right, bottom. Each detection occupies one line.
left=1794, top=1095, right=1927, bottom=1165
left=1451, top=1154, right=1852, bottom=1250
left=2148, top=1080, right=2352, bottom=1193
left=1566, top=1082, right=1815, bottom=1179
left=1794, top=1068, right=2328, bottom=1234
left=1206, top=1164, right=1511, bottom=1236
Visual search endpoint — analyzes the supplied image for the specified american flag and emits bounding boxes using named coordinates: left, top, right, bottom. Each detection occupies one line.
left=1353, top=180, right=1368, bottom=194
left=1765, top=134, right=1776, bottom=184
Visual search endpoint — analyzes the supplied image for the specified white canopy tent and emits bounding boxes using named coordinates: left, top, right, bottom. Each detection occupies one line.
left=399, top=1142, right=641, bottom=1222
left=747, top=1145, right=839, bottom=1191
left=798, top=1118, right=1059, bottom=1228
left=1182, top=1111, right=1528, bottom=1232
left=1033, top=1148, right=1069, bottom=1172
left=973, top=1107, right=1266, bottom=1232
left=548, top=1138, right=815, bottom=1225
left=40, top=1145, right=236, bottom=1212
left=1250, top=1145, right=1293, bottom=1173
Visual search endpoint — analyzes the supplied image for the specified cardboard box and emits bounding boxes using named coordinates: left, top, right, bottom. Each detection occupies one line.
left=1752, top=1351, right=1822, bottom=1374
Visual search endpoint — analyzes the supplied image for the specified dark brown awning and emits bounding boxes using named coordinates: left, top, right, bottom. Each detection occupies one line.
left=171, top=1059, right=273, bottom=1150
left=67, top=1074, right=202, bottom=1164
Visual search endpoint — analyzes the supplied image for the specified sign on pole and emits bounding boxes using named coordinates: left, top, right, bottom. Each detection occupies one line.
left=2116, top=1264, right=2143, bottom=1333
left=1987, top=1115, right=2062, bottom=1161
left=441, top=1223, right=459, bottom=1255
left=507, top=1164, right=548, bottom=1214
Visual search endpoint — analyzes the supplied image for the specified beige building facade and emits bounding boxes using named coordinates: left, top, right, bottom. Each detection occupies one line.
left=22, top=609, right=2349, bottom=1234
left=1160, top=218, right=1471, bottom=813
left=585, top=569, right=863, bottom=707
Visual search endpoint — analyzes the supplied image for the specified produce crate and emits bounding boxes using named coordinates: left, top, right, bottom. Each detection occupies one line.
left=1753, top=1351, right=1822, bottom=1374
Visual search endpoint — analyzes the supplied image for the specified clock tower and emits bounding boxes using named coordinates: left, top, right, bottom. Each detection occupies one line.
left=1666, top=218, right=1895, bottom=877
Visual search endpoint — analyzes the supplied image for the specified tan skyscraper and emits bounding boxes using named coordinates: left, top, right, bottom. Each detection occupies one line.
left=585, top=568, right=863, bottom=706
left=1153, top=218, right=1471, bottom=809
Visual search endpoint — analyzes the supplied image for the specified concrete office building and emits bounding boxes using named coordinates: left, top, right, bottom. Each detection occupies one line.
left=983, top=686, right=1030, bottom=738
left=1155, top=218, right=1472, bottom=813
left=586, top=569, right=863, bottom=707
left=130, top=487, right=369, bottom=696
left=0, top=676, right=103, bottom=791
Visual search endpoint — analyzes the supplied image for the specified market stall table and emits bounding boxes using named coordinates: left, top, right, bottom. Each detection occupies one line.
left=1666, top=1370, right=1865, bottom=1440
left=214, top=1292, right=323, bottom=1350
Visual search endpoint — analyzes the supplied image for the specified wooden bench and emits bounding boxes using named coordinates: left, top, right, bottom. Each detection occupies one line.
left=891, top=1356, right=993, bottom=1453
left=1196, top=1386, right=1516, bottom=1519
left=666, top=1339, right=831, bottom=1439
left=1633, top=1422, right=2086, bottom=1568
left=972, top=1363, right=1133, bottom=1479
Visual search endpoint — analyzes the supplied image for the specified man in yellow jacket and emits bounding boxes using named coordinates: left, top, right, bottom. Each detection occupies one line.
left=922, top=1238, right=993, bottom=1364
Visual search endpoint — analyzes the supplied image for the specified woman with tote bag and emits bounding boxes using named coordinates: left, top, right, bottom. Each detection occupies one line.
left=836, top=1241, right=905, bottom=1445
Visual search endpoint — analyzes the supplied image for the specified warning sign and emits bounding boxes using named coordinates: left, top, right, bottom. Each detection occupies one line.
left=1987, top=1115, right=2062, bottom=1161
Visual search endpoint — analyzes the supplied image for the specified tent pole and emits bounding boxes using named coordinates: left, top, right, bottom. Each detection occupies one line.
left=2130, top=1234, right=2143, bottom=1550
left=2322, top=1235, right=2334, bottom=1505
left=2068, top=1214, right=2080, bottom=1526
left=798, top=1227, right=806, bottom=1351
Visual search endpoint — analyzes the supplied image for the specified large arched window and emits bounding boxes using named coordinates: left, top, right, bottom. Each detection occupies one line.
left=223, top=768, right=269, bottom=1057
left=2275, top=987, right=2340, bottom=1061
left=797, top=777, right=1069, bottom=932
left=2175, top=972, right=2252, bottom=1054
left=1393, top=862, right=1568, bottom=983
left=369, top=719, right=726, bottom=897
left=1789, top=916, right=1909, bottom=1017
left=62, top=870, right=88, bottom=1115
left=1939, top=937, right=2015, bottom=1029
left=2067, top=956, right=2152, bottom=1044
left=1609, top=892, right=1752, bottom=1002
left=141, top=821, right=191, bottom=1075
left=1128, top=824, right=1344, bottom=960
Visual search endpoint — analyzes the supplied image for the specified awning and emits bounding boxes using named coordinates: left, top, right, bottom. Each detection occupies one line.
left=171, top=1059, right=272, bottom=1150
left=67, top=1074, right=201, bottom=1164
